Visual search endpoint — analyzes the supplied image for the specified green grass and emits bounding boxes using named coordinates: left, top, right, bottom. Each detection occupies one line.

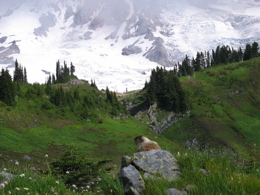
left=164, top=57, right=260, bottom=160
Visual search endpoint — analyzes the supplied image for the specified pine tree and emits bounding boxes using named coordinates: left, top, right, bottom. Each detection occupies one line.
left=252, top=42, right=259, bottom=58
left=243, top=43, right=252, bottom=61
left=0, top=69, right=15, bottom=105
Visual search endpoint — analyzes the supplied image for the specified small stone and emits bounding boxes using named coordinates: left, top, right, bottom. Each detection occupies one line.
left=166, top=188, right=187, bottom=195
left=23, top=155, right=31, bottom=160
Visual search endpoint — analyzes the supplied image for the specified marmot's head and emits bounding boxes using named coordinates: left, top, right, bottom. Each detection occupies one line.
left=134, top=136, right=150, bottom=144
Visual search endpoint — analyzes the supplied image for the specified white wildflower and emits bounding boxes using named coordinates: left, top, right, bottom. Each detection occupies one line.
left=29, top=177, right=32, bottom=180
left=15, top=161, right=19, bottom=165
left=51, top=187, right=55, bottom=192
left=3, top=168, right=7, bottom=171
left=24, top=187, right=29, bottom=191
left=72, top=184, right=77, bottom=188
left=86, top=185, right=90, bottom=189
left=55, top=181, right=59, bottom=185
left=15, top=187, right=20, bottom=191
left=66, top=171, right=69, bottom=174
left=45, top=154, right=48, bottom=157
left=8, top=191, right=11, bottom=194
left=20, top=174, right=25, bottom=177
left=0, top=183, right=5, bottom=188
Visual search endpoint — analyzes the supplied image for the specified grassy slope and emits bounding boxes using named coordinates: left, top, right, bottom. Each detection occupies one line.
left=163, top=58, right=260, bottom=159
left=0, top=87, right=183, bottom=170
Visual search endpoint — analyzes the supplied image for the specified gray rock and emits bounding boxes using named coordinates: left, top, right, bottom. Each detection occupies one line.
left=122, top=45, right=142, bottom=55
left=184, top=185, right=195, bottom=191
left=120, top=164, right=145, bottom=195
left=121, top=156, right=133, bottom=170
left=0, top=171, right=17, bottom=189
left=166, top=188, right=187, bottom=195
left=132, top=150, right=180, bottom=181
left=23, top=155, right=31, bottom=160
left=144, top=37, right=171, bottom=67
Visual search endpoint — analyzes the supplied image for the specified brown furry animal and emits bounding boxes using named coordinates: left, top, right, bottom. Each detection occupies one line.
left=134, top=136, right=161, bottom=152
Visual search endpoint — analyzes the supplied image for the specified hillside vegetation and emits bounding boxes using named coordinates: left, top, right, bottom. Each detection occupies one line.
left=0, top=57, right=260, bottom=194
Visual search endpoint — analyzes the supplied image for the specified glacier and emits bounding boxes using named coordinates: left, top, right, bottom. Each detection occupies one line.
left=0, top=0, right=259, bottom=92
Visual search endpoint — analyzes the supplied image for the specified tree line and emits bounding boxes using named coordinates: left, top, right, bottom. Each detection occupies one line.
left=177, top=42, right=259, bottom=77
left=0, top=60, right=127, bottom=118
left=144, top=41, right=259, bottom=113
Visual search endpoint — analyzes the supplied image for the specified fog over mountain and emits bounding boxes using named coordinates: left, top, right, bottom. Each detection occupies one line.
left=0, top=0, right=259, bottom=91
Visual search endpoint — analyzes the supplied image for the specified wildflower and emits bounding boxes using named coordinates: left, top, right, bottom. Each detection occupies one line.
left=66, top=171, right=69, bottom=174
left=72, top=184, right=77, bottom=188
left=15, top=161, right=19, bottom=165
left=24, top=187, right=29, bottom=191
left=29, top=177, right=32, bottom=180
left=20, top=174, right=25, bottom=177
left=3, top=168, right=7, bottom=171
left=177, top=151, right=180, bottom=156
left=8, top=191, right=11, bottom=194
left=51, top=187, right=55, bottom=192
left=55, top=181, right=59, bottom=185
left=0, top=183, right=5, bottom=188
left=86, top=185, right=90, bottom=189
left=15, top=187, right=20, bottom=191
left=45, top=154, right=48, bottom=157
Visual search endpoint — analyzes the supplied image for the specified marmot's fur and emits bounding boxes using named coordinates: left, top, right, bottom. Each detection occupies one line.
left=134, top=136, right=161, bottom=152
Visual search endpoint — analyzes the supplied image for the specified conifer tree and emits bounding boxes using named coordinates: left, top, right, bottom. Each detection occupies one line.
left=0, top=69, right=15, bottom=105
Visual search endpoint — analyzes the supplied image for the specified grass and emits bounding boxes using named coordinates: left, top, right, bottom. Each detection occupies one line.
left=163, top=58, right=260, bottom=160
left=1, top=150, right=259, bottom=195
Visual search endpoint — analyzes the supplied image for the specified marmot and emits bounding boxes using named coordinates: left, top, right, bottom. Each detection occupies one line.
left=134, top=136, right=161, bottom=152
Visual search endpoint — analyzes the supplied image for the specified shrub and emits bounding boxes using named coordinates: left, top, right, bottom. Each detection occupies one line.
left=47, top=147, right=112, bottom=192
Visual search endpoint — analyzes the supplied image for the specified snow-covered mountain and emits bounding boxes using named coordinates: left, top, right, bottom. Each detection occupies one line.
left=0, top=0, right=260, bottom=92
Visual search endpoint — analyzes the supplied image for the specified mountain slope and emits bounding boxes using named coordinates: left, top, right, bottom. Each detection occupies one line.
left=0, top=0, right=260, bottom=91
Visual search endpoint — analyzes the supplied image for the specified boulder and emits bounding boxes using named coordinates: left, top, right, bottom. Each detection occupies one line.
left=119, top=149, right=181, bottom=194
left=132, top=150, right=180, bottom=181
left=120, top=165, right=145, bottom=195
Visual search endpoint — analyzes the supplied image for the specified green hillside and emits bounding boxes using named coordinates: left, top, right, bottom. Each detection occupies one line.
left=0, top=57, right=260, bottom=195
left=163, top=57, right=260, bottom=159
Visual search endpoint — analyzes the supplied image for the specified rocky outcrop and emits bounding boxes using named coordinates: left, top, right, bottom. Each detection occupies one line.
left=143, top=37, right=171, bottom=67
left=147, top=103, right=188, bottom=134
left=0, top=41, right=20, bottom=65
left=122, top=45, right=142, bottom=55
left=120, top=149, right=180, bottom=194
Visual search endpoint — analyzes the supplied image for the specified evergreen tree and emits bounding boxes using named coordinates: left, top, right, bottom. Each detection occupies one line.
left=0, top=69, right=15, bottom=105
left=13, top=60, right=24, bottom=82
left=243, top=43, right=252, bottom=61
left=70, top=62, right=75, bottom=76
left=252, top=42, right=259, bottom=58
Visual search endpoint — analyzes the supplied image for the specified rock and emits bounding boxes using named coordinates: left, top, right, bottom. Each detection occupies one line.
left=132, top=150, right=180, bottom=181
left=121, top=156, right=133, bottom=170
left=184, top=185, right=195, bottom=191
left=23, top=155, right=31, bottom=160
left=199, top=168, right=210, bottom=175
left=120, top=165, right=145, bottom=195
left=143, top=37, right=171, bottom=67
left=0, top=171, right=17, bottom=189
left=166, top=188, right=187, bottom=195
left=122, top=45, right=142, bottom=55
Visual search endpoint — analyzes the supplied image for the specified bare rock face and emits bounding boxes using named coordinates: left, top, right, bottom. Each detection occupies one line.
left=120, top=150, right=180, bottom=194
left=122, top=45, right=142, bottom=55
left=144, top=37, right=171, bottom=67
